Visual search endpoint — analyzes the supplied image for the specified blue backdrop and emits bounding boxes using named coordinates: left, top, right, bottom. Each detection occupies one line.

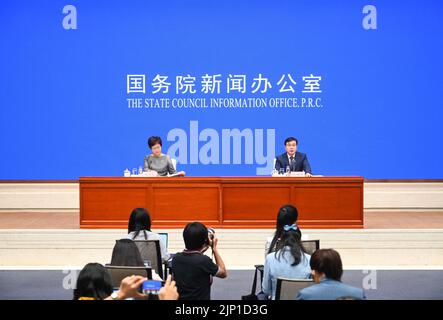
left=1, top=0, right=442, bottom=179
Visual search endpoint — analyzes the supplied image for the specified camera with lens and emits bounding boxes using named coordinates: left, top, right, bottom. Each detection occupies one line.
left=207, top=228, right=215, bottom=248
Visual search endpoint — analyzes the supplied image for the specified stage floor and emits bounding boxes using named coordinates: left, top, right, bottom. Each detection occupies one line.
left=0, top=210, right=442, bottom=229
left=1, top=212, right=442, bottom=268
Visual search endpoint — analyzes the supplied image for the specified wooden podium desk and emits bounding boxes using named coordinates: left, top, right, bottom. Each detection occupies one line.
left=79, top=176, right=364, bottom=229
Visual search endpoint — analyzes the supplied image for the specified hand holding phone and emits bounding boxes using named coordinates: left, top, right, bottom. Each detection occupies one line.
left=140, top=280, right=163, bottom=295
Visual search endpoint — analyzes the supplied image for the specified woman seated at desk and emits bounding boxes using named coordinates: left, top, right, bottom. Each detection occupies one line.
left=144, top=136, right=184, bottom=177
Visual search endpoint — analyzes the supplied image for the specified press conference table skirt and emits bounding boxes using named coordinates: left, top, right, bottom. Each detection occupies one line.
left=79, top=176, right=364, bottom=229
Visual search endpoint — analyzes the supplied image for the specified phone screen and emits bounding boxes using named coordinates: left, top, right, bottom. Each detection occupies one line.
left=141, top=280, right=163, bottom=295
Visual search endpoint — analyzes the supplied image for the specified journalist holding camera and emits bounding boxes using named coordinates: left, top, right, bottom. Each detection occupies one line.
left=171, top=222, right=228, bottom=300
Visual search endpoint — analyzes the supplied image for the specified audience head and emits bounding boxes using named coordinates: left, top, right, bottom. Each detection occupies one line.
left=110, top=239, right=144, bottom=267
left=183, top=222, right=209, bottom=251
left=128, top=207, right=152, bottom=237
left=310, top=249, right=343, bottom=283
left=269, top=205, right=301, bottom=254
left=73, top=263, right=113, bottom=300
left=276, top=205, right=299, bottom=229
left=148, top=136, right=162, bottom=156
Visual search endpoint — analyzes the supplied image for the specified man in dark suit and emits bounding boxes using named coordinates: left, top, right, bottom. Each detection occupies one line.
left=275, top=137, right=312, bottom=177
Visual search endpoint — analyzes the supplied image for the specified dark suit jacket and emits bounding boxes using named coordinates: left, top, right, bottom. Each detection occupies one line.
left=275, top=152, right=312, bottom=174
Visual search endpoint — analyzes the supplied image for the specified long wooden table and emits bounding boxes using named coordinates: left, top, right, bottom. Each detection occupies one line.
left=79, top=176, right=364, bottom=229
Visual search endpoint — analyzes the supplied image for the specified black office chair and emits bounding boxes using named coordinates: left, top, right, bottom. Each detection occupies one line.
left=105, top=265, right=152, bottom=289
left=275, top=278, right=314, bottom=300
left=133, top=240, right=164, bottom=279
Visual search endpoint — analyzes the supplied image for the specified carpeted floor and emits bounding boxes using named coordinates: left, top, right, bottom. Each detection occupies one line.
left=0, top=270, right=442, bottom=300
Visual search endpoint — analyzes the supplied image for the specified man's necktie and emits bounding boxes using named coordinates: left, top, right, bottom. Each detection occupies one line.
left=290, top=156, right=295, bottom=171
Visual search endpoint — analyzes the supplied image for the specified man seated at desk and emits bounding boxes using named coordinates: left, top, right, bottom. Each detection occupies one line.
left=275, top=137, right=312, bottom=177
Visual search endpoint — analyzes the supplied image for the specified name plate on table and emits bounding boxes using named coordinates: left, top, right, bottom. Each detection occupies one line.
left=272, top=171, right=305, bottom=177
left=124, top=170, right=186, bottom=177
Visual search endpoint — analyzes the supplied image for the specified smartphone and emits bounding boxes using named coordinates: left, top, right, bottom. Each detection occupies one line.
left=140, top=280, right=163, bottom=295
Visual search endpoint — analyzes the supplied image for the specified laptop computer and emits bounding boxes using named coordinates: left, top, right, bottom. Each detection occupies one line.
left=158, top=232, right=168, bottom=249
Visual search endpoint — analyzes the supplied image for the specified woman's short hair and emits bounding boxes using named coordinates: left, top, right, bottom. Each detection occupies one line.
left=310, top=249, right=343, bottom=281
left=183, top=222, right=209, bottom=251
left=148, top=136, right=162, bottom=149
left=110, top=239, right=144, bottom=267
left=73, top=263, right=113, bottom=300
